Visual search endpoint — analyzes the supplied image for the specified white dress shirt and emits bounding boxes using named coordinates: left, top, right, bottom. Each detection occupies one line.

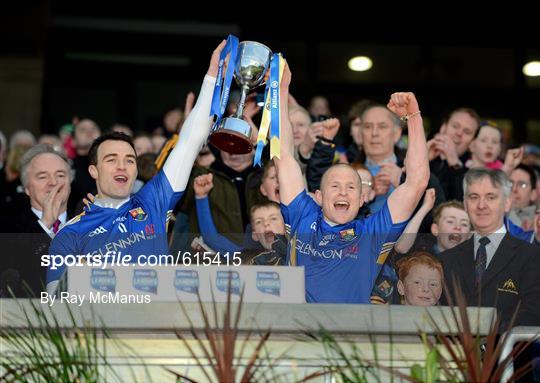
left=32, top=207, right=67, bottom=239
left=473, top=224, right=507, bottom=268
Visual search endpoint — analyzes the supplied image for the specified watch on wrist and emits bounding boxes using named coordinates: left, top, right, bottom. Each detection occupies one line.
left=316, top=136, right=336, bottom=147
left=449, top=161, right=463, bottom=170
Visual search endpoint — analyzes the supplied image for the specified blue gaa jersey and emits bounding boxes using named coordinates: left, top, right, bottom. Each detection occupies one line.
left=47, top=170, right=182, bottom=285
left=282, top=191, right=407, bottom=304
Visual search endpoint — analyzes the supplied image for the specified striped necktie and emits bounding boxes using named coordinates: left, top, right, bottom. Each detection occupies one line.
left=475, top=236, right=490, bottom=286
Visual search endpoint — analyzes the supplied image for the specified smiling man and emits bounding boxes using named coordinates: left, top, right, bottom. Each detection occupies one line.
left=88, top=136, right=138, bottom=199
left=275, top=62, right=430, bottom=303
left=0, top=144, right=71, bottom=296
left=45, top=40, right=228, bottom=294
left=428, top=108, right=480, bottom=201
left=440, top=168, right=540, bottom=329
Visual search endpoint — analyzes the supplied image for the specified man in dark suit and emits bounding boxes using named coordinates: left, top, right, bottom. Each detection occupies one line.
left=440, top=168, right=540, bottom=330
left=0, top=144, right=71, bottom=297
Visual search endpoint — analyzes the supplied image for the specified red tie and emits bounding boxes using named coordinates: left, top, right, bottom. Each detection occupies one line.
left=52, top=219, right=61, bottom=234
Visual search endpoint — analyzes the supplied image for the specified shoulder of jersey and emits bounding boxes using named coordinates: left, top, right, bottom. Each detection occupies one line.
left=64, top=212, right=86, bottom=228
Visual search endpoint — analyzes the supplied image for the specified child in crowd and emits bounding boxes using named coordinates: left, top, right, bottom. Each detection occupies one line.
left=396, top=252, right=443, bottom=306
left=372, top=189, right=437, bottom=304
left=258, top=161, right=280, bottom=203
left=243, top=201, right=287, bottom=265
left=467, top=122, right=503, bottom=170
left=430, top=200, right=472, bottom=254
left=193, top=174, right=287, bottom=265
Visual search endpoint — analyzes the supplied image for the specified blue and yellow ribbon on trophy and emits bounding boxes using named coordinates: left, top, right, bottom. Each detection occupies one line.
left=254, top=53, right=285, bottom=166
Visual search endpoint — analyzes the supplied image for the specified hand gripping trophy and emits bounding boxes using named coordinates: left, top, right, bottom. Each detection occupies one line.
left=209, top=37, right=273, bottom=155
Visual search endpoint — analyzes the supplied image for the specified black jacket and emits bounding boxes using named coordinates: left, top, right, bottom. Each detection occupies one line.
left=440, top=233, right=540, bottom=330
left=68, top=155, right=97, bottom=216
left=429, top=154, right=470, bottom=201
left=178, top=161, right=263, bottom=248
left=0, top=205, right=54, bottom=297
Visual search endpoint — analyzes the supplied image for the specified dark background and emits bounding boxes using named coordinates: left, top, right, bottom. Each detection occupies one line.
left=2, top=3, right=540, bottom=144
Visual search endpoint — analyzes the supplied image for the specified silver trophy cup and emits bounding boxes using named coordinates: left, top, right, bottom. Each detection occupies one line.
left=209, top=41, right=272, bottom=154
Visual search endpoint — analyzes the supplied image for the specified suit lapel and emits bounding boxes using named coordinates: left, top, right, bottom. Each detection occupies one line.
left=453, top=238, right=476, bottom=298
left=481, top=233, right=516, bottom=288
left=22, top=205, right=44, bottom=234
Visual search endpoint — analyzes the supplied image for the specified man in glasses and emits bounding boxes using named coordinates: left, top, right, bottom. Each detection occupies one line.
left=508, top=164, right=537, bottom=230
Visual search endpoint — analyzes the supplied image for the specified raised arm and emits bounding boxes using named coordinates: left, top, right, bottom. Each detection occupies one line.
left=274, top=63, right=305, bottom=205
left=162, top=40, right=226, bottom=192
left=502, top=147, right=524, bottom=175
left=305, top=118, right=340, bottom=192
left=386, top=92, right=430, bottom=223
left=194, top=174, right=242, bottom=252
left=393, top=188, right=435, bottom=254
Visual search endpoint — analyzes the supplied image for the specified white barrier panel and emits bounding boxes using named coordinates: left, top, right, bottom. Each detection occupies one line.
left=67, top=265, right=305, bottom=303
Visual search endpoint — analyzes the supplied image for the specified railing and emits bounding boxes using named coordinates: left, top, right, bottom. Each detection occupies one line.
left=499, top=326, right=540, bottom=383
left=0, top=299, right=497, bottom=381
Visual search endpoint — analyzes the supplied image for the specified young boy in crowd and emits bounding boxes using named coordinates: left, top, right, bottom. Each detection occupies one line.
left=391, top=197, right=471, bottom=256
left=396, top=251, right=443, bottom=306
left=371, top=194, right=470, bottom=304
left=243, top=201, right=287, bottom=265
left=193, top=174, right=287, bottom=265
left=430, top=200, right=472, bottom=254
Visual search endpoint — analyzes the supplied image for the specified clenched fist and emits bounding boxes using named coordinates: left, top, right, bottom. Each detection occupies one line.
left=194, top=174, right=214, bottom=198
left=387, top=92, right=420, bottom=120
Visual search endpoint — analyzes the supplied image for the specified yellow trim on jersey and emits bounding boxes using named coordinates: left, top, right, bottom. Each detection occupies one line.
left=284, top=224, right=297, bottom=266
left=65, top=212, right=85, bottom=227
left=376, top=242, right=395, bottom=265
